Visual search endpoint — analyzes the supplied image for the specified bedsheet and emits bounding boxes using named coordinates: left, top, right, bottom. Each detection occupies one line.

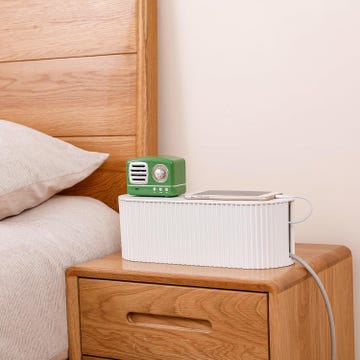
left=0, top=196, right=121, bottom=360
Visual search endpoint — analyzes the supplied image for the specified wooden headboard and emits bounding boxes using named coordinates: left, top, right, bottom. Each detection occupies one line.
left=0, top=0, right=157, bottom=211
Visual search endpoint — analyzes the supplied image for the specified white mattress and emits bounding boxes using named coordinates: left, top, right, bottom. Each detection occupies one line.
left=0, top=196, right=121, bottom=360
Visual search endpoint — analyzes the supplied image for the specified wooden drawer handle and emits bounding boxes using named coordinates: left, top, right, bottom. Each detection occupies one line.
left=127, top=312, right=212, bottom=333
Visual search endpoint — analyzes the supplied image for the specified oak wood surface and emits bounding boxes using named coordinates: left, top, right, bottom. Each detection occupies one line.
left=0, top=0, right=136, bottom=62
left=66, top=276, right=82, bottom=360
left=82, top=357, right=113, bottom=360
left=62, top=170, right=127, bottom=211
left=0, top=55, right=136, bottom=137
left=61, top=136, right=136, bottom=171
left=79, top=279, right=269, bottom=360
left=67, top=243, right=354, bottom=359
left=136, top=0, right=158, bottom=156
left=67, top=243, right=351, bottom=293
left=269, top=256, right=354, bottom=360
left=0, top=0, right=158, bottom=210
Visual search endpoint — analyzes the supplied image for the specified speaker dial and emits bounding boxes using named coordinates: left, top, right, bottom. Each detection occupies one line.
left=152, top=164, right=169, bottom=183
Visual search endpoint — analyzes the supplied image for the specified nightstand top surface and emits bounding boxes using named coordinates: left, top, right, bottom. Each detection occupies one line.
left=67, top=243, right=351, bottom=293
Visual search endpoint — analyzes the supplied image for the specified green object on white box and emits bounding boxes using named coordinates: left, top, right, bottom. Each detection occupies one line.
left=126, top=156, right=186, bottom=197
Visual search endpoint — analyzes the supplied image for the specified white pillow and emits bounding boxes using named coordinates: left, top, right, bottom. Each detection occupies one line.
left=0, top=119, right=108, bottom=220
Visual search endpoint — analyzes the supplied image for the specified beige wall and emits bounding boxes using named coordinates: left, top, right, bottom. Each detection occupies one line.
left=158, top=0, right=359, bottom=357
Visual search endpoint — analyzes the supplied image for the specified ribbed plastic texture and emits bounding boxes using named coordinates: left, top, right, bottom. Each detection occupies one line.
left=119, top=195, right=294, bottom=269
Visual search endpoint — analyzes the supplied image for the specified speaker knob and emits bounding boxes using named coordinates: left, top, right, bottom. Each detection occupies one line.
left=152, top=164, right=168, bottom=183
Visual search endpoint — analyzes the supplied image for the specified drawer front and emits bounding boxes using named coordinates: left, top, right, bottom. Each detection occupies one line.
left=79, top=279, right=269, bottom=360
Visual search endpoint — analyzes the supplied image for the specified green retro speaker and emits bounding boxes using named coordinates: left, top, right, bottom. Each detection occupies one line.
left=126, top=156, right=186, bottom=197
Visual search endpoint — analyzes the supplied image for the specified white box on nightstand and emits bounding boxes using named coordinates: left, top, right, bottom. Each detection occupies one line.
left=119, top=195, right=295, bottom=269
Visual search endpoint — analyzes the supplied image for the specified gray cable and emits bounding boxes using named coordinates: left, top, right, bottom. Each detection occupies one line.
left=289, top=253, right=336, bottom=360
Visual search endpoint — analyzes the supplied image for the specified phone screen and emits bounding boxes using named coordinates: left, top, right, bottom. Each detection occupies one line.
left=193, top=190, right=272, bottom=197
left=185, top=190, right=280, bottom=201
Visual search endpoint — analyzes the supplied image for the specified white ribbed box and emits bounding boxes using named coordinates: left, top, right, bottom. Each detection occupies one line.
left=119, top=195, right=295, bottom=269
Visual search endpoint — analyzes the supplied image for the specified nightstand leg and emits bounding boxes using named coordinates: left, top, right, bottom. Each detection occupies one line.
left=269, top=257, right=354, bottom=359
left=66, top=275, right=82, bottom=360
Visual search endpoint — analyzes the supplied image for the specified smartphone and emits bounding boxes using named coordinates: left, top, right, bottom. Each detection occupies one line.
left=184, top=190, right=282, bottom=201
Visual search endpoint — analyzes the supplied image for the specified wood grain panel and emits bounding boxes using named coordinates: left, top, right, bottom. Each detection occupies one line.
left=0, top=54, right=136, bottom=136
left=0, top=0, right=136, bottom=62
left=136, top=0, right=158, bottom=156
left=79, top=279, right=269, bottom=360
left=269, top=257, right=354, bottom=360
left=61, top=136, right=136, bottom=171
left=66, top=276, right=82, bottom=360
left=66, top=244, right=351, bottom=293
left=60, top=136, right=134, bottom=210
left=62, top=170, right=127, bottom=211
left=67, top=244, right=354, bottom=359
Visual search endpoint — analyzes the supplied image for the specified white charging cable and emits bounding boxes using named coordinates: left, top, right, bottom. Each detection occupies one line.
left=275, top=194, right=336, bottom=360
left=275, top=194, right=313, bottom=224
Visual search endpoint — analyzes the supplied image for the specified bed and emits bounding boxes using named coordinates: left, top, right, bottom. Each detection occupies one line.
left=0, top=1, right=157, bottom=359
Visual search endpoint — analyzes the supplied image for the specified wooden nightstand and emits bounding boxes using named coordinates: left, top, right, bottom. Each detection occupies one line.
left=66, top=243, right=354, bottom=360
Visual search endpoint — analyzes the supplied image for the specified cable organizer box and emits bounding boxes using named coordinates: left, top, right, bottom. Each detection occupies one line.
left=119, top=195, right=296, bottom=269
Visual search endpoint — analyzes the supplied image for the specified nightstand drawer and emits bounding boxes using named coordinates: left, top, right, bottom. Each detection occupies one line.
left=79, top=279, right=269, bottom=360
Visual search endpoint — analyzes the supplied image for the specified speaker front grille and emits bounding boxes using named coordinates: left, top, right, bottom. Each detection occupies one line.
left=129, top=162, right=148, bottom=184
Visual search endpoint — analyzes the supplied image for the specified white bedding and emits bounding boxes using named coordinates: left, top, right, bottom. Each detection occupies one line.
left=0, top=196, right=121, bottom=360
